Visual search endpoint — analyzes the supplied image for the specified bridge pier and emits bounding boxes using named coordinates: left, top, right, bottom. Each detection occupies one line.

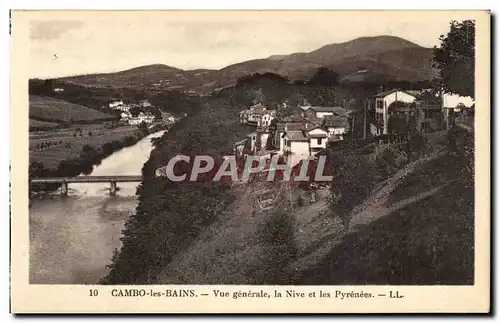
left=61, top=181, right=68, bottom=196
left=110, top=181, right=117, bottom=196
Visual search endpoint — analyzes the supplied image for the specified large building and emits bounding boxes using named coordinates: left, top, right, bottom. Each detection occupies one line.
left=239, top=104, right=276, bottom=127
left=373, top=89, right=419, bottom=135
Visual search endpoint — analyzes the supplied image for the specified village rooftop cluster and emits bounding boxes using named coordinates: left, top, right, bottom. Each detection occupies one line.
left=151, top=88, right=473, bottom=183
left=107, top=99, right=174, bottom=126
left=230, top=89, right=472, bottom=175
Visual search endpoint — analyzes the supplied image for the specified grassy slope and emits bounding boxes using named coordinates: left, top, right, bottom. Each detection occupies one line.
left=29, top=118, right=59, bottom=130
left=29, top=95, right=113, bottom=123
left=293, top=131, right=474, bottom=285
left=152, top=130, right=474, bottom=285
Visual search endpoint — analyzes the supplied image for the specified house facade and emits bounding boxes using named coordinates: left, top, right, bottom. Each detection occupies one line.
left=374, top=89, right=418, bottom=135
left=307, top=127, right=329, bottom=155
left=415, top=101, right=444, bottom=133
left=109, top=100, right=124, bottom=109
left=322, top=115, right=349, bottom=140
left=279, top=125, right=331, bottom=167
left=283, top=130, right=310, bottom=167
left=128, top=112, right=155, bottom=125
left=275, top=121, right=310, bottom=153
left=117, top=104, right=131, bottom=113
left=240, top=104, right=276, bottom=127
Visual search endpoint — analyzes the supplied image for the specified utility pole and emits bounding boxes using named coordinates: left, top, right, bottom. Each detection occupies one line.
left=363, top=99, right=368, bottom=140
left=351, top=109, right=355, bottom=148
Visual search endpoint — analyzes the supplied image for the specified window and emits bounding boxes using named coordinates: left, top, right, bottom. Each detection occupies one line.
left=317, top=138, right=323, bottom=145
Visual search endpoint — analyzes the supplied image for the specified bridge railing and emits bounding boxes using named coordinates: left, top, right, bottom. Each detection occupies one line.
left=30, top=175, right=143, bottom=183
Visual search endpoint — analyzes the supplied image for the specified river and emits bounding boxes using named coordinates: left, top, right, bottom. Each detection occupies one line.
left=29, top=130, right=166, bottom=284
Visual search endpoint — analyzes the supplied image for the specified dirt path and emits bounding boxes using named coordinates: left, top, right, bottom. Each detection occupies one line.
left=350, top=184, right=447, bottom=226
left=349, top=152, right=443, bottom=226
left=288, top=152, right=447, bottom=274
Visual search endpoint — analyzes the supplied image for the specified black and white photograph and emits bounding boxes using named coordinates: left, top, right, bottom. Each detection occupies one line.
left=10, top=9, right=490, bottom=313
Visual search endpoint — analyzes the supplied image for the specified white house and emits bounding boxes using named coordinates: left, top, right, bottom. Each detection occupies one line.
left=280, top=125, right=329, bottom=167
left=128, top=112, right=155, bottom=125
left=283, top=130, right=310, bottom=167
left=109, top=100, right=124, bottom=109
left=260, top=112, right=275, bottom=127
left=276, top=122, right=309, bottom=154
left=322, top=115, right=349, bottom=140
left=306, top=127, right=329, bottom=155
left=442, top=93, right=474, bottom=111
left=374, top=89, right=418, bottom=135
left=117, top=104, right=131, bottom=113
left=239, top=104, right=276, bottom=127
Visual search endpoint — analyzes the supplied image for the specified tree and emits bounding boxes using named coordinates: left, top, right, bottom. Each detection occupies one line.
left=130, top=106, right=142, bottom=117
left=433, top=20, right=475, bottom=99
left=307, top=67, right=340, bottom=106
left=29, top=161, right=45, bottom=177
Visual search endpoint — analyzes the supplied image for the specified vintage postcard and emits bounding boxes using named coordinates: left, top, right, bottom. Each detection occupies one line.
left=11, top=10, right=490, bottom=313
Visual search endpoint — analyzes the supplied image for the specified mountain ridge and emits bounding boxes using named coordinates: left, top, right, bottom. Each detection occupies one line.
left=53, top=35, right=437, bottom=93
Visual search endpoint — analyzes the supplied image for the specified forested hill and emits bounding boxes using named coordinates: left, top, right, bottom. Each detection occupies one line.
left=101, top=96, right=253, bottom=284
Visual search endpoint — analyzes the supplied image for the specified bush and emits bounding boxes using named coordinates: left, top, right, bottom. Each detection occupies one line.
left=255, top=209, right=297, bottom=284
left=329, top=152, right=383, bottom=227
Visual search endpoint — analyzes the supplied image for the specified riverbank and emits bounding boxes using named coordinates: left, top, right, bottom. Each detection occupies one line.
left=29, top=130, right=167, bottom=284
left=100, top=101, right=253, bottom=284
left=29, top=123, right=169, bottom=196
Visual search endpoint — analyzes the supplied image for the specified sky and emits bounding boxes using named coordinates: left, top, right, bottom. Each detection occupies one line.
left=25, top=11, right=475, bottom=79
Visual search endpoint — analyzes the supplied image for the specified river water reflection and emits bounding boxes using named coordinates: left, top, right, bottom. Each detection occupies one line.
left=29, top=131, right=165, bottom=284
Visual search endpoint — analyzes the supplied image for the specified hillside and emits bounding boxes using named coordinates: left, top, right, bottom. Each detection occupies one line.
left=29, top=118, right=59, bottom=131
left=60, top=64, right=183, bottom=89
left=29, top=95, right=114, bottom=124
left=100, top=108, right=473, bottom=285
left=48, top=35, right=436, bottom=93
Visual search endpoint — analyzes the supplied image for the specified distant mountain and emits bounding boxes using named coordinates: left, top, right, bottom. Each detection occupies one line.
left=52, top=35, right=437, bottom=93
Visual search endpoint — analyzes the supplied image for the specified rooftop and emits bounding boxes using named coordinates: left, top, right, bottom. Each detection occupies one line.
left=374, top=88, right=420, bottom=99
left=284, top=130, right=309, bottom=141
left=323, top=115, right=350, bottom=128
left=277, top=122, right=306, bottom=132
